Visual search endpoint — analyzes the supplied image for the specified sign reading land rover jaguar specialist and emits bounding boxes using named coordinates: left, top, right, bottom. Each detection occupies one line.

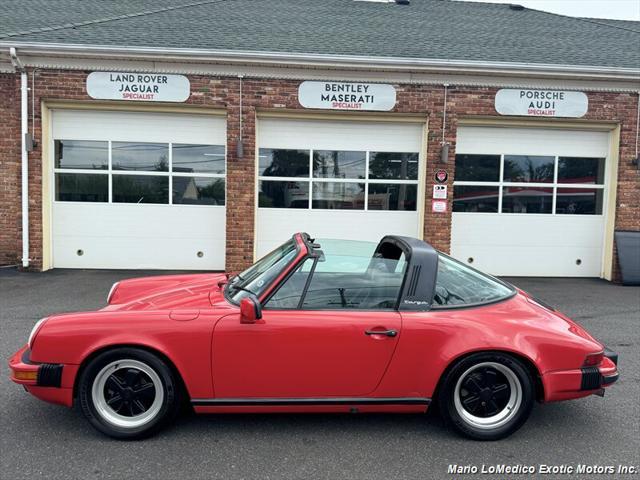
left=495, top=89, right=588, bottom=118
left=87, top=72, right=190, bottom=102
left=298, top=81, right=396, bottom=111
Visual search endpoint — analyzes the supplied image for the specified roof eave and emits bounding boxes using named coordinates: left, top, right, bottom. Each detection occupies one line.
left=1, top=41, right=639, bottom=82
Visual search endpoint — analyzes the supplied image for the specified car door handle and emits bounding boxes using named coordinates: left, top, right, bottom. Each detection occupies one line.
left=364, top=329, right=398, bottom=337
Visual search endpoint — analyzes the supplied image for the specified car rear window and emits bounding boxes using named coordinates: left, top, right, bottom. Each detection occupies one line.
left=433, top=254, right=514, bottom=308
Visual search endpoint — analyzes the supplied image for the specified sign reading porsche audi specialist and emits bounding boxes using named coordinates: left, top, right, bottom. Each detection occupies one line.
left=495, top=89, right=588, bottom=118
left=87, top=72, right=190, bottom=102
left=298, top=81, right=396, bottom=111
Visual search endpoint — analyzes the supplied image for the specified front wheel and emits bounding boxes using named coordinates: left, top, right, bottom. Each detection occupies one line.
left=78, top=348, right=181, bottom=439
left=437, top=352, right=534, bottom=441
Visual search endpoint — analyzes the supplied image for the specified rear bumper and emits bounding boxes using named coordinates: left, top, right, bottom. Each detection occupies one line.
left=542, top=349, right=619, bottom=402
left=8, top=344, right=75, bottom=407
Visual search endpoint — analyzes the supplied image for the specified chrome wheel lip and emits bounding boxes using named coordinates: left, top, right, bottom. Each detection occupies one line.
left=453, top=361, right=522, bottom=430
left=91, top=359, right=164, bottom=429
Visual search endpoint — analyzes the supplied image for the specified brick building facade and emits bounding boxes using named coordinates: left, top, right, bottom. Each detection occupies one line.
left=0, top=0, right=638, bottom=280
left=1, top=69, right=638, bottom=279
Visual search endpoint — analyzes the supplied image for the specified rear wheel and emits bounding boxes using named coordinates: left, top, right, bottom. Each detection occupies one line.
left=78, top=348, right=181, bottom=439
left=438, top=352, right=534, bottom=441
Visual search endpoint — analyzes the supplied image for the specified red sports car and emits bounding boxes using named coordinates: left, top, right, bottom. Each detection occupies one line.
left=9, top=233, right=619, bottom=440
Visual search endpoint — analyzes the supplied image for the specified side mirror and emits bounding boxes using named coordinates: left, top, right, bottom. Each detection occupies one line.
left=240, top=296, right=262, bottom=324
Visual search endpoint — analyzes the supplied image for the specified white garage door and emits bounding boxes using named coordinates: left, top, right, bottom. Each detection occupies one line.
left=51, top=110, right=226, bottom=270
left=256, top=118, right=424, bottom=257
left=451, top=126, right=610, bottom=277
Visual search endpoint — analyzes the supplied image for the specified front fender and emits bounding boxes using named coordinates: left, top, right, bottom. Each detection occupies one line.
left=29, top=310, right=220, bottom=399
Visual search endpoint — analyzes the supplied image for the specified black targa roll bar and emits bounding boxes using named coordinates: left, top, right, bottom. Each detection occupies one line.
left=372, top=235, right=439, bottom=312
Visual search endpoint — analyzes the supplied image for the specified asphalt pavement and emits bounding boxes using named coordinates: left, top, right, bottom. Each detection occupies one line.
left=1, top=269, right=638, bottom=480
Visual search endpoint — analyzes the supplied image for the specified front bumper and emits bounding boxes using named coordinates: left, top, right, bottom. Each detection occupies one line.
left=8, top=344, right=75, bottom=407
left=9, top=344, right=63, bottom=387
left=542, top=349, right=619, bottom=402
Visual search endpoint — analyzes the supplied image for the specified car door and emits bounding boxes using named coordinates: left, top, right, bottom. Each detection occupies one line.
left=212, top=310, right=401, bottom=398
left=212, top=256, right=404, bottom=398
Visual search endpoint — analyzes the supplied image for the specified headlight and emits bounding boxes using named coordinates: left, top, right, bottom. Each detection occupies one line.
left=107, top=282, right=120, bottom=304
left=28, top=318, right=48, bottom=348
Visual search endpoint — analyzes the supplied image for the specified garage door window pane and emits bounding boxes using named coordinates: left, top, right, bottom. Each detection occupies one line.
left=112, top=175, right=168, bottom=204
left=55, top=173, right=108, bottom=202
left=501, top=187, right=552, bottom=214
left=172, top=144, right=225, bottom=174
left=259, top=149, right=309, bottom=177
left=313, top=151, right=365, bottom=179
left=453, top=186, right=499, bottom=212
left=557, top=157, right=605, bottom=185
left=173, top=177, right=225, bottom=205
left=368, top=184, right=417, bottom=211
left=259, top=180, right=309, bottom=208
left=54, top=140, right=108, bottom=170
left=369, top=152, right=418, bottom=180
left=112, top=142, right=169, bottom=172
left=556, top=188, right=603, bottom=215
left=454, top=154, right=500, bottom=182
left=312, top=182, right=364, bottom=209
left=503, top=155, right=554, bottom=183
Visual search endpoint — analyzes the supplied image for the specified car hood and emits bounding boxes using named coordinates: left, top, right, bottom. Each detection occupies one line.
left=102, top=273, right=229, bottom=311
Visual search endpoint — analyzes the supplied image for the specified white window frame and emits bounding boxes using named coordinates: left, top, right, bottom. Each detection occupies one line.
left=453, top=153, right=606, bottom=216
left=52, top=139, right=226, bottom=207
left=257, top=148, right=420, bottom=211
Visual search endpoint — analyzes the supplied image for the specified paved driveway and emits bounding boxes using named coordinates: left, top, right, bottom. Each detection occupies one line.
left=1, top=269, right=638, bottom=480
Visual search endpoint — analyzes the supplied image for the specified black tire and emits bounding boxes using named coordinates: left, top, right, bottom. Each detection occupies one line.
left=437, top=352, right=534, bottom=441
left=78, top=348, right=181, bottom=439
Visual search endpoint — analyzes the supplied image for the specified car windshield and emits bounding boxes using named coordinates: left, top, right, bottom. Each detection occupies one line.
left=433, top=253, right=514, bottom=307
left=226, top=239, right=299, bottom=303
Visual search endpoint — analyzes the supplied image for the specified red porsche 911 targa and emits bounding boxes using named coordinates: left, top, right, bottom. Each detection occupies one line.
left=9, top=233, right=618, bottom=440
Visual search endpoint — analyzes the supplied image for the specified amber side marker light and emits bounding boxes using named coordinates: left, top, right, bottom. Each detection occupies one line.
left=14, top=370, right=38, bottom=381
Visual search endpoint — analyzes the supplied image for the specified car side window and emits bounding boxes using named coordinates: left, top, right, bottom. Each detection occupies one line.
left=266, top=240, right=407, bottom=311
left=433, top=254, right=513, bottom=307
left=301, top=270, right=404, bottom=310
left=265, top=259, right=313, bottom=309
left=301, top=245, right=406, bottom=310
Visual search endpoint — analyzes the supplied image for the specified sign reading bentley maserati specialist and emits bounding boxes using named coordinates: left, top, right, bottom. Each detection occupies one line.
left=298, top=81, right=396, bottom=111
left=495, top=89, right=588, bottom=118
left=87, top=72, right=190, bottom=102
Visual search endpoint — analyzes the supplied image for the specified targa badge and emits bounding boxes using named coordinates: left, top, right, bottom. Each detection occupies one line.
left=435, top=169, right=448, bottom=183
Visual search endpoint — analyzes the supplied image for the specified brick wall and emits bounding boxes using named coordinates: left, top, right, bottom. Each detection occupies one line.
left=0, top=70, right=637, bottom=278
left=0, top=74, right=21, bottom=266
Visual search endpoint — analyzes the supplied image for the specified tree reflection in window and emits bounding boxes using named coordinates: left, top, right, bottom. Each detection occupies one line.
left=369, top=152, right=418, bottom=180
left=503, top=156, right=554, bottom=183
left=259, top=149, right=309, bottom=177
left=558, top=157, right=605, bottom=185
left=313, top=150, right=365, bottom=179
left=112, top=175, right=168, bottom=204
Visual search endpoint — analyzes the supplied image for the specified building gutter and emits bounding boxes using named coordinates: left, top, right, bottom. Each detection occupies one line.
left=2, top=42, right=639, bottom=82
left=9, top=47, right=29, bottom=268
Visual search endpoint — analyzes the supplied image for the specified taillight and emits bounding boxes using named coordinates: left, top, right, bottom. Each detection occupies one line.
left=583, top=352, right=604, bottom=367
